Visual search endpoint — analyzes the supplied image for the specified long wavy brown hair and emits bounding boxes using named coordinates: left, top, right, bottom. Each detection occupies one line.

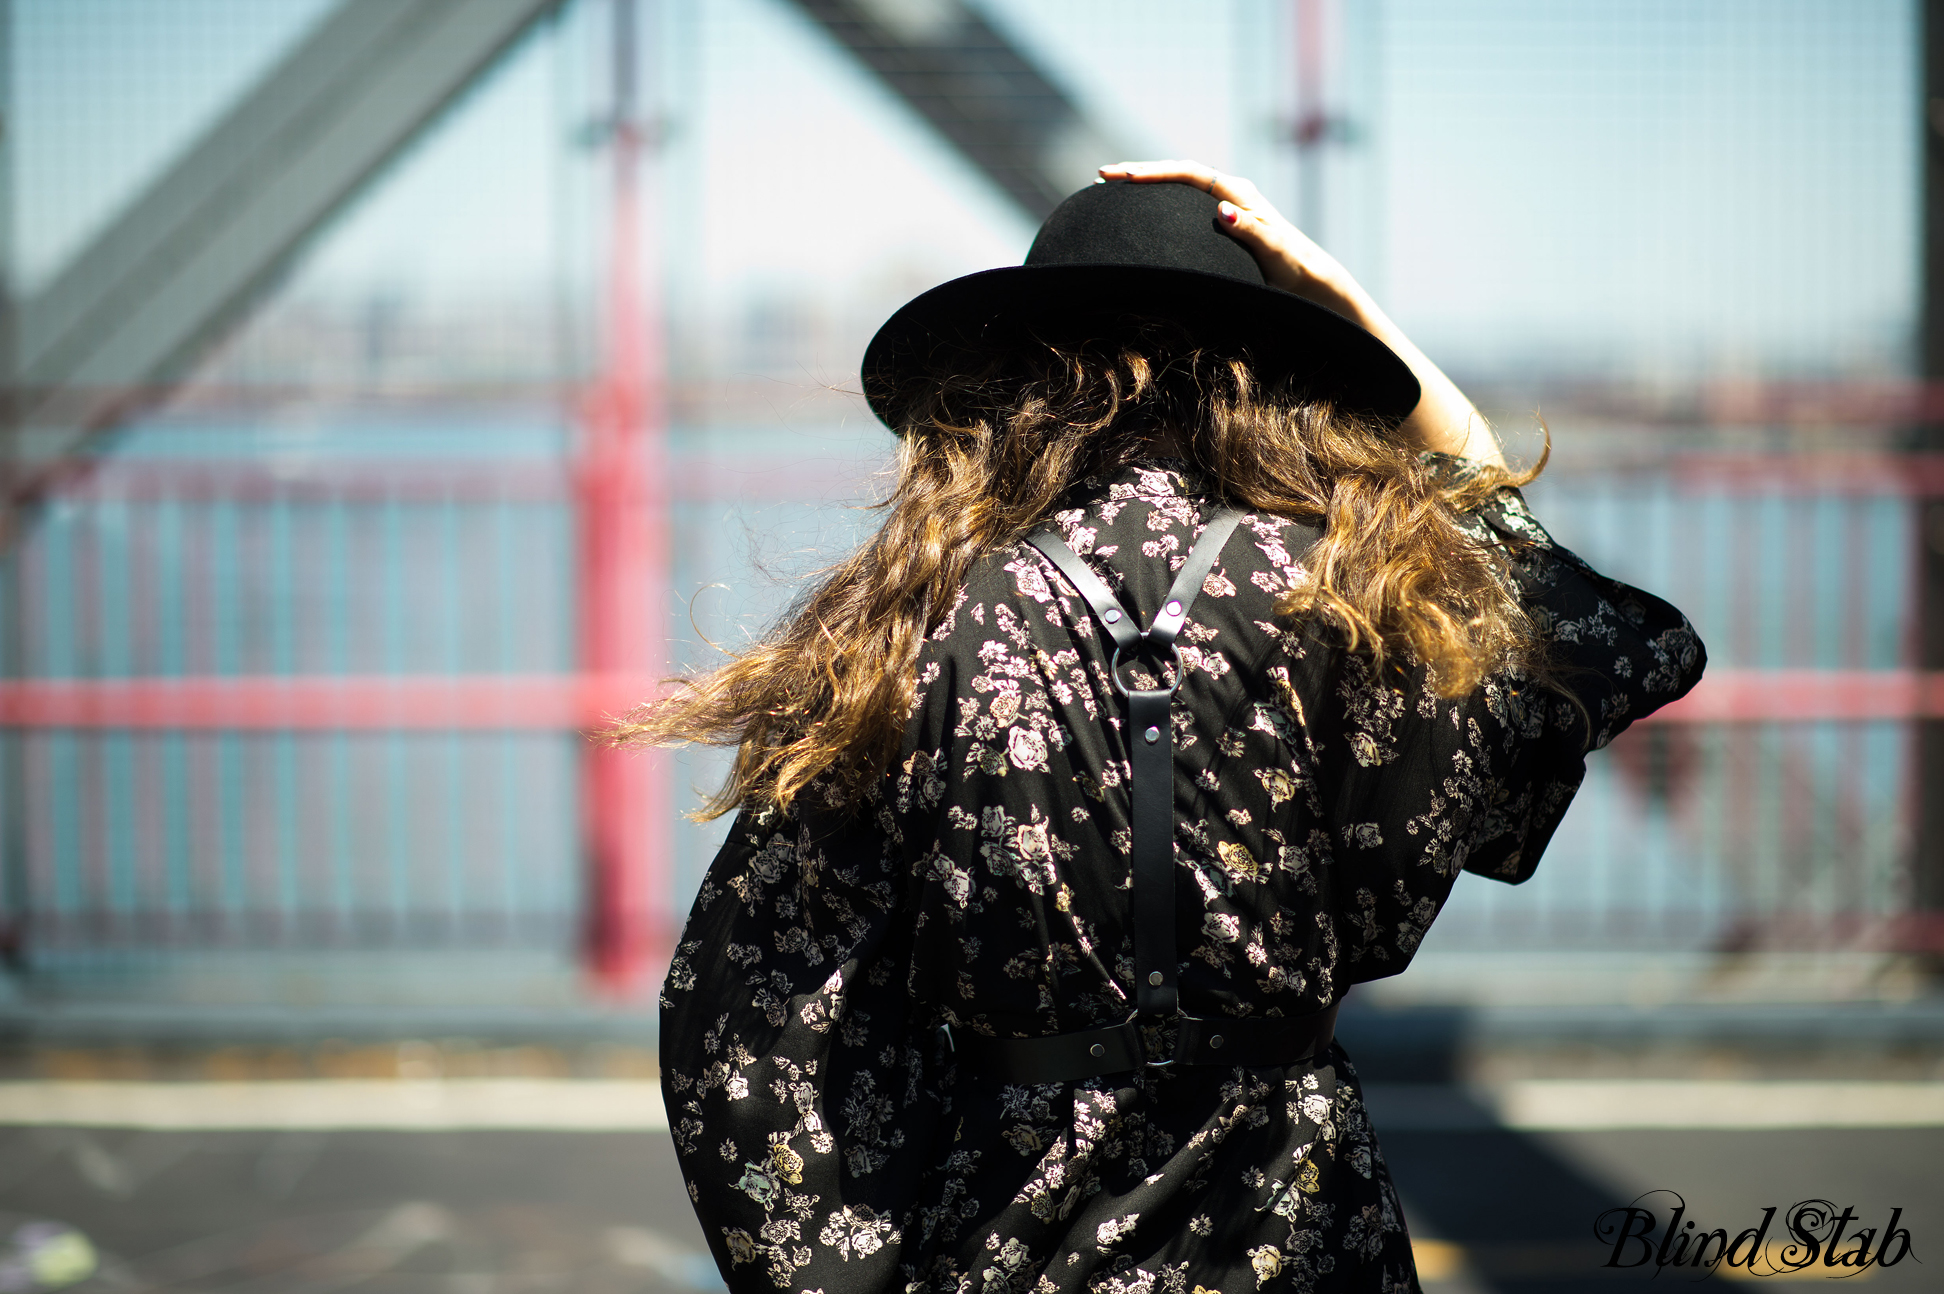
left=611, top=316, right=1549, bottom=819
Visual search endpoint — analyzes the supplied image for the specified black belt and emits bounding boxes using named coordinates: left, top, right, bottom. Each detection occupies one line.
left=944, top=1000, right=1340, bottom=1085
left=942, top=508, right=1336, bottom=1086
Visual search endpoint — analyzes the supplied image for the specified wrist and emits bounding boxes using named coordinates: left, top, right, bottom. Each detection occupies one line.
left=1318, top=275, right=1386, bottom=334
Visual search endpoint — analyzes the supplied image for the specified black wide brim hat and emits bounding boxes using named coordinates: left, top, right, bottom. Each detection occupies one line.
left=862, top=179, right=1421, bottom=430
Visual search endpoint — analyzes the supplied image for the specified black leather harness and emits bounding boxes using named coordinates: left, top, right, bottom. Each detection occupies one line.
left=944, top=508, right=1338, bottom=1084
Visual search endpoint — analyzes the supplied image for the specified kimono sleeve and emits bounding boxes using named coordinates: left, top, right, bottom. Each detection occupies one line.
left=1455, top=484, right=1706, bottom=884
left=1316, top=483, right=1706, bottom=979
left=657, top=652, right=961, bottom=1294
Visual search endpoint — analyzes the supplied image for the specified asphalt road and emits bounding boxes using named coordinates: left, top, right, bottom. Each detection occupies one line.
left=0, top=1125, right=713, bottom=1294
left=0, top=1116, right=1936, bottom=1293
left=1383, top=1124, right=1940, bottom=1292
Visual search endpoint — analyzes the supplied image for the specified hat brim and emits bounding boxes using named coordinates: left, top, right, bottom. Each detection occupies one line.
left=861, top=263, right=1422, bottom=430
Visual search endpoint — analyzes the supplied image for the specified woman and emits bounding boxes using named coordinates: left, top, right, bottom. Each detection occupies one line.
left=632, top=161, right=1704, bottom=1293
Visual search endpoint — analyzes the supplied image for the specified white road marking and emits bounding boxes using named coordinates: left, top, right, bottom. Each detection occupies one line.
left=1366, top=1080, right=1944, bottom=1131
left=2, top=1078, right=1938, bottom=1132
left=0, top=1080, right=670, bottom=1130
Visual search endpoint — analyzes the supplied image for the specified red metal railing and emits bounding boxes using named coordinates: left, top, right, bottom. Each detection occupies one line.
left=0, top=667, right=1936, bottom=730
left=1, top=441, right=1937, bottom=967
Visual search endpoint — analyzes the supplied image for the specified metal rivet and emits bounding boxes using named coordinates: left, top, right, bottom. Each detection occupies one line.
left=1103, top=607, right=1121, bottom=623
left=1144, top=725, right=1161, bottom=743
left=1148, top=971, right=1164, bottom=987
left=1165, top=599, right=1182, bottom=617
left=1209, top=1034, right=1225, bottom=1049
left=1089, top=1043, right=1106, bottom=1059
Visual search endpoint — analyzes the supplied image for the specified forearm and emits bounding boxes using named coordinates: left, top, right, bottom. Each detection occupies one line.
left=1311, top=278, right=1504, bottom=468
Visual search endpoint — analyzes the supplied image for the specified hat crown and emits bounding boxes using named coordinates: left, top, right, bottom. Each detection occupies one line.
left=861, top=179, right=1420, bottom=428
left=1023, top=180, right=1266, bottom=287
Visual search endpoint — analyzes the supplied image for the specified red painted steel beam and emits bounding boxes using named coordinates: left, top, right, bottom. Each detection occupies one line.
left=1692, top=378, right=1944, bottom=426
left=578, top=0, right=669, bottom=999
left=1636, top=670, right=1944, bottom=723
left=0, top=674, right=663, bottom=730
left=34, top=453, right=886, bottom=505
left=42, top=451, right=1944, bottom=506
left=1667, top=453, right=1944, bottom=497
left=0, top=669, right=1941, bottom=730
left=35, top=374, right=1944, bottom=437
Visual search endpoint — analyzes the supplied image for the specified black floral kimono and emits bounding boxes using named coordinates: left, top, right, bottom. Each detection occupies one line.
left=661, top=460, right=1704, bottom=1294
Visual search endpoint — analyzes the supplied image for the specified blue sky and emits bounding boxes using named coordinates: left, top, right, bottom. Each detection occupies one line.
left=9, top=0, right=1918, bottom=384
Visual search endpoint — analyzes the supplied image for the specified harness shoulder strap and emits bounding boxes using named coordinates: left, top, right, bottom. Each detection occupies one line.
left=1025, top=531, right=1140, bottom=655
left=1025, top=507, right=1245, bottom=1016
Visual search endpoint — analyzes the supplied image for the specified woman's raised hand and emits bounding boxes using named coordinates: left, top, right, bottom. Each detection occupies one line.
left=1096, top=160, right=1369, bottom=323
left=1097, top=159, right=1504, bottom=467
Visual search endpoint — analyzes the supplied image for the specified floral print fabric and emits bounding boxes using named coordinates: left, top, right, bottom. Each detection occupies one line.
left=662, top=460, right=1705, bottom=1294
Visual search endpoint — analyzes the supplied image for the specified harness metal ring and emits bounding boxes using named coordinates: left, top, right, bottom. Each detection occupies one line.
left=1109, top=642, right=1184, bottom=699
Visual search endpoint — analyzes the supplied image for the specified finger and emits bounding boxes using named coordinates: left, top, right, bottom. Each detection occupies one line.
left=1212, top=172, right=1268, bottom=209
left=1219, top=200, right=1329, bottom=294
left=1100, top=160, right=1265, bottom=210
left=1099, top=158, right=1209, bottom=176
left=1099, top=158, right=1218, bottom=191
left=1216, top=200, right=1270, bottom=248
